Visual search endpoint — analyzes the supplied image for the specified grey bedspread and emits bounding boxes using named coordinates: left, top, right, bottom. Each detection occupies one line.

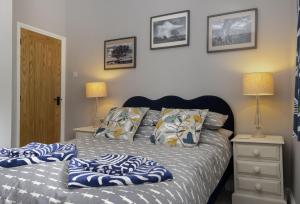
left=0, top=130, right=231, bottom=204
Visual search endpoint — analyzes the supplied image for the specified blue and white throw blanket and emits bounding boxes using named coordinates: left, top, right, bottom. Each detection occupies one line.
left=68, top=154, right=173, bottom=188
left=0, top=142, right=77, bottom=168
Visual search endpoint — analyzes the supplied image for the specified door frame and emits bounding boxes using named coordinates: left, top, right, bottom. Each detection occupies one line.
left=16, top=22, right=66, bottom=146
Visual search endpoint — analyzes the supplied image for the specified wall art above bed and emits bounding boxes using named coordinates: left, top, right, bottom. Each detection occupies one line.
left=151, top=10, right=190, bottom=49
left=104, top=36, right=136, bottom=70
left=207, top=8, right=258, bottom=53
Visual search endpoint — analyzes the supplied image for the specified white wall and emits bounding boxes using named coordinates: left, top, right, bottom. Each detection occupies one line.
left=0, top=0, right=12, bottom=147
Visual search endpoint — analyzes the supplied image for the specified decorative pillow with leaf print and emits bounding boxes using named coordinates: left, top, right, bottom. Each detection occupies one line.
left=150, top=108, right=208, bottom=147
left=95, top=107, right=149, bottom=142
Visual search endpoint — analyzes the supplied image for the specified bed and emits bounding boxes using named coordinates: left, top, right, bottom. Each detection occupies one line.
left=0, top=95, right=234, bottom=204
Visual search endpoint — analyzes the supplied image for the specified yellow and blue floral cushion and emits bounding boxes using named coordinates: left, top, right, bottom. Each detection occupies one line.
left=150, top=108, right=208, bottom=147
left=96, top=107, right=149, bottom=142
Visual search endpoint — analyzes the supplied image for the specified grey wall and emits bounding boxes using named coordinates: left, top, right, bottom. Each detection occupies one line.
left=66, top=0, right=296, bottom=139
left=65, top=0, right=296, bottom=188
left=13, top=0, right=298, bottom=197
left=13, top=0, right=66, bottom=36
left=0, top=0, right=12, bottom=147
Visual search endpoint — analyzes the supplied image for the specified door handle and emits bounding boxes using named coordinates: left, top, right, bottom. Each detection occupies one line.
left=54, top=96, right=62, bottom=106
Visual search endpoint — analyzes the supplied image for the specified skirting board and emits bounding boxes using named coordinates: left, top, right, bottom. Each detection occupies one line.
left=287, top=188, right=296, bottom=204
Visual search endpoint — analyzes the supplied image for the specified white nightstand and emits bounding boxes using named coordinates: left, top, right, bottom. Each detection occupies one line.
left=231, top=134, right=286, bottom=204
left=73, top=126, right=97, bottom=139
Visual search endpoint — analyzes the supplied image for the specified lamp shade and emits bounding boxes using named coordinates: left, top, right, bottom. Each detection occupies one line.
left=243, top=72, right=274, bottom=96
left=86, top=82, right=107, bottom=98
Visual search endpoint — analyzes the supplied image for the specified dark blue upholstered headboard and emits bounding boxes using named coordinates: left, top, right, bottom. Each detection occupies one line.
left=123, top=95, right=234, bottom=134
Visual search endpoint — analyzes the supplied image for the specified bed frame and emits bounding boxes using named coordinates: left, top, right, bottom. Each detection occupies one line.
left=124, top=95, right=234, bottom=204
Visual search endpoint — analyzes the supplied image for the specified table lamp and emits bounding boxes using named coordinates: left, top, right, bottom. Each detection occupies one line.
left=243, top=72, right=274, bottom=138
left=86, top=82, right=107, bottom=127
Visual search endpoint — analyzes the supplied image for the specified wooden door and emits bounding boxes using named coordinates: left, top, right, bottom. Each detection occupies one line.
left=20, top=28, right=62, bottom=146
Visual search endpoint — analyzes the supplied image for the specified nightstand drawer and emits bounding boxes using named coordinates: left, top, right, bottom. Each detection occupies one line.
left=237, top=176, right=281, bottom=195
left=236, top=144, right=280, bottom=160
left=236, top=160, right=280, bottom=178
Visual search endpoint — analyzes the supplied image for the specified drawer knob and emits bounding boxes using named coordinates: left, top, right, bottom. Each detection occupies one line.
left=255, top=183, right=262, bottom=192
left=253, top=149, right=260, bottom=157
left=253, top=166, right=261, bottom=174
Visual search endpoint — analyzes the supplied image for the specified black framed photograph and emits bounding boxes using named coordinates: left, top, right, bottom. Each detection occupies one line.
left=104, top=37, right=136, bottom=70
left=151, top=10, right=190, bottom=50
left=207, top=8, right=258, bottom=53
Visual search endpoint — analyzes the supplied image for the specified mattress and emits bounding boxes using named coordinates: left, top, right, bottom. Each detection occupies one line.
left=0, top=130, right=231, bottom=204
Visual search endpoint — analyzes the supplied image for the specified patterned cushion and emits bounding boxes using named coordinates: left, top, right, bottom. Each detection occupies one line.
left=150, top=108, right=208, bottom=147
left=203, top=111, right=228, bottom=130
left=96, top=107, right=149, bottom=142
left=135, top=125, right=156, bottom=139
left=141, top=110, right=161, bottom=126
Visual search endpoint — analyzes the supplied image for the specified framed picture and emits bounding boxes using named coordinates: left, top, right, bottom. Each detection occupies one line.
left=151, top=10, right=190, bottom=50
left=104, top=37, right=136, bottom=70
left=207, top=8, right=258, bottom=53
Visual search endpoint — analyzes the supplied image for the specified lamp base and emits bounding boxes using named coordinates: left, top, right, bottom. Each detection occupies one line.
left=252, top=128, right=265, bottom=138
left=94, top=112, right=102, bottom=128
